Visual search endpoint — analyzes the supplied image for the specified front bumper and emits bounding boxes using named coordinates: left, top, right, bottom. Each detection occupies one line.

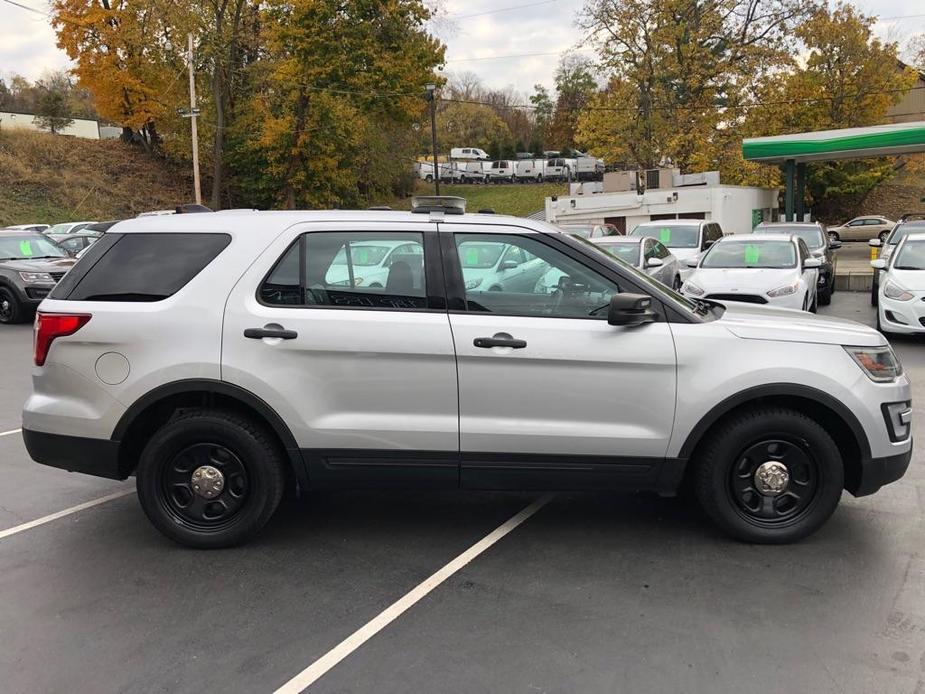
left=22, top=428, right=125, bottom=480
left=852, top=445, right=913, bottom=496
left=879, top=293, right=925, bottom=334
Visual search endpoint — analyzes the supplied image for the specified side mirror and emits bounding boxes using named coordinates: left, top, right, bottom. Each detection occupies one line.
left=869, top=238, right=882, bottom=248
left=499, top=260, right=519, bottom=271
left=828, top=240, right=842, bottom=250
left=607, top=293, right=658, bottom=327
left=804, top=257, right=822, bottom=269
left=646, top=257, right=664, bottom=268
left=703, top=239, right=715, bottom=250
left=871, top=259, right=886, bottom=270
left=684, top=257, right=699, bottom=268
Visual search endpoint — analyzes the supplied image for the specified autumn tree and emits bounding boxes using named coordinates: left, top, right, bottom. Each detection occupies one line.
left=548, top=55, right=596, bottom=151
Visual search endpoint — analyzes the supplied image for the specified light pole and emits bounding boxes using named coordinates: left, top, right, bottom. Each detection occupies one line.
left=425, top=83, right=439, bottom=195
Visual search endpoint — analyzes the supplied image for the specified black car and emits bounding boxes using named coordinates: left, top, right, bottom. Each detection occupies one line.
left=752, top=221, right=840, bottom=305
left=0, top=232, right=76, bottom=324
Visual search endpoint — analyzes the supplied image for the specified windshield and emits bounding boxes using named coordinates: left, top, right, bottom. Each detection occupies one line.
left=893, top=240, right=925, bottom=270
left=559, top=225, right=595, bottom=238
left=701, top=240, right=796, bottom=269
left=330, top=244, right=390, bottom=267
left=594, top=242, right=640, bottom=266
left=46, top=223, right=73, bottom=235
left=458, top=242, right=505, bottom=269
left=887, top=223, right=925, bottom=245
left=0, top=235, right=67, bottom=259
left=631, top=224, right=699, bottom=248
left=753, top=226, right=824, bottom=249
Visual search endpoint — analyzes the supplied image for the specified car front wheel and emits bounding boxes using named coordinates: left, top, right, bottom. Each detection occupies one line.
left=136, top=408, right=286, bottom=548
left=0, top=286, right=25, bottom=324
left=693, top=407, right=843, bottom=543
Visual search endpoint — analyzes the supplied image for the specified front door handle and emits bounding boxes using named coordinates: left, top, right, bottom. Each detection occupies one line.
left=244, top=327, right=298, bottom=340
left=474, top=334, right=527, bottom=349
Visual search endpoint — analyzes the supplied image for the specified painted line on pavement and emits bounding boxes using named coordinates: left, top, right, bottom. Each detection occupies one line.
left=0, top=489, right=135, bottom=541
left=0, top=428, right=22, bottom=438
left=273, top=493, right=555, bottom=694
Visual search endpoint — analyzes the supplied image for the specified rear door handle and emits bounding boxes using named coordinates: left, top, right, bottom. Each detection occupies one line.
left=244, top=327, right=298, bottom=340
left=473, top=335, right=527, bottom=349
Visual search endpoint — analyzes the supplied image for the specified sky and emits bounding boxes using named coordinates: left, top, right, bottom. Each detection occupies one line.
left=1, top=0, right=924, bottom=99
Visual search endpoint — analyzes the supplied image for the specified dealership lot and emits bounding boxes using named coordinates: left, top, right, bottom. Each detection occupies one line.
left=1, top=291, right=924, bottom=694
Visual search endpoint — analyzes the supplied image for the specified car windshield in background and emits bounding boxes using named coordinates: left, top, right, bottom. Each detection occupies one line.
left=559, top=225, right=596, bottom=238
left=631, top=225, right=699, bottom=248
left=0, top=235, right=67, bottom=259
left=893, top=240, right=925, bottom=270
left=756, top=226, right=824, bottom=249
left=888, top=223, right=925, bottom=245
left=331, top=245, right=390, bottom=267
left=594, top=242, right=640, bottom=266
left=702, top=240, right=796, bottom=269
left=458, top=242, right=505, bottom=268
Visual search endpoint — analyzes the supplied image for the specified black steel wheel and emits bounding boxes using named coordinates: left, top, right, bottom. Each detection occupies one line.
left=694, top=407, right=843, bottom=543
left=136, top=408, right=286, bottom=548
left=0, top=287, right=23, bottom=324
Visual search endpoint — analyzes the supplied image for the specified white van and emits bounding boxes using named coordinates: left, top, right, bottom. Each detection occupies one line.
left=513, top=160, right=545, bottom=183
left=486, top=160, right=516, bottom=183
left=450, top=147, right=490, bottom=161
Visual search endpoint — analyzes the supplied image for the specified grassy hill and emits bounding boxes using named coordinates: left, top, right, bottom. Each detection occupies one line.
left=0, top=129, right=194, bottom=226
left=395, top=181, right=568, bottom=217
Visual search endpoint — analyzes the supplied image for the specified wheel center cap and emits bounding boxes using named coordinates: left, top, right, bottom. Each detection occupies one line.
left=191, top=465, right=225, bottom=499
left=754, top=461, right=789, bottom=495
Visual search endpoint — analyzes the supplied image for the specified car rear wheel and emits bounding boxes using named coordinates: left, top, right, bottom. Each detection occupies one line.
left=818, top=277, right=832, bottom=305
left=693, top=407, right=843, bottom=543
left=136, top=408, right=286, bottom=548
left=0, top=287, right=25, bottom=324
left=828, top=231, right=840, bottom=243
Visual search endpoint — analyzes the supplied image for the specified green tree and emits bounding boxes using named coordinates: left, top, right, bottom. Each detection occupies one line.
left=33, top=78, right=74, bottom=134
left=548, top=55, right=596, bottom=150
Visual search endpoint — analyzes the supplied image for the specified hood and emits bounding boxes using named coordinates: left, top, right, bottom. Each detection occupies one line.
left=887, top=268, right=925, bottom=291
left=1, top=257, right=76, bottom=273
left=718, top=301, right=884, bottom=347
left=687, top=267, right=797, bottom=294
left=668, top=247, right=700, bottom=260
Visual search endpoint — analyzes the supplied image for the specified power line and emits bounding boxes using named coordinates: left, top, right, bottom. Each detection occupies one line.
left=446, top=48, right=593, bottom=63
left=0, top=0, right=44, bottom=15
left=449, top=0, right=561, bottom=20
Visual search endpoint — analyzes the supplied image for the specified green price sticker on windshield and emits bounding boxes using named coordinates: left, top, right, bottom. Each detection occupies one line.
left=659, top=228, right=671, bottom=244
left=19, top=240, right=33, bottom=257
left=744, top=244, right=761, bottom=265
left=466, top=247, right=479, bottom=265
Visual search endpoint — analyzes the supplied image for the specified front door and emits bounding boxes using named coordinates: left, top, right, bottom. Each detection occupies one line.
left=442, top=226, right=678, bottom=489
left=222, top=223, right=459, bottom=488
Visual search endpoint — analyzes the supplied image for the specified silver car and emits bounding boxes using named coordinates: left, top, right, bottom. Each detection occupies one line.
left=828, top=216, right=894, bottom=242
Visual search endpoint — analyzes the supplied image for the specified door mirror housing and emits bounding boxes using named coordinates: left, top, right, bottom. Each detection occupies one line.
left=684, top=257, right=700, bottom=268
left=871, top=259, right=887, bottom=270
left=804, top=257, right=822, bottom=269
left=499, top=260, right=519, bottom=271
left=828, top=239, right=842, bottom=250
left=869, top=238, right=882, bottom=248
left=702, top=238, right=715, bottom=250
left=607, top=293, right=658, bottom=327
left=645, top=257, right=664, bottom=268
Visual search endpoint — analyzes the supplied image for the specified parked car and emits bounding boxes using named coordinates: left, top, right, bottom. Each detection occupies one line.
left=591, top=236, right=681, bottom=289
left=869, top=220, right=925, bottom=306
left=558, top=223, right=621, bottom=239
left=457, top=238, right=547, bottom=292
left=47, top=231, right=102, bottom=257
left=450, top=147, right=489, bottom=161
left=751, top=221, right=839, bottom=305
left=0, top=231, right=75, bottom=324
left=44, top=221, right=97, bottom=235
left=681, top=233, right=821, bottom=311
left=3, top=223, right=50, bottom=232
left=323, top=239, right=424, bottom=288
left=629, top=219, right=724, bottom=281
left=23, top=199, right=910, bottom=549
left=871, top=232, right=925, bottom=335
left=827, top=215, right=894, bottom=242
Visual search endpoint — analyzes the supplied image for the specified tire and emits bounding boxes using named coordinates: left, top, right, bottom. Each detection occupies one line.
left=136, top=408, right=287, bottom=548
left=0, top=286, right=26, bottom=324
left=672, top=275, right=682, bottom=291
left=871, top=278, right=879, bottom=307
left=425, top=175, right=433, bottom=183
left=809, top=291, right=818, bottom=313
left=693, top=407, right=844, bottom=544
left=828, top=231, right=840, bottom=243
left=368, top=282, right=383, bottom=288
left=879, top=230, right=889, bottom=243
left=818, top=277, right=832, bottom=306
left=536, top=175, right=543, bottom=183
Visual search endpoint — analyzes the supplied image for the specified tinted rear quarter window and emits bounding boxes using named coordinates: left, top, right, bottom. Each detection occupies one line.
left=50, top=233, right=231, bottom=302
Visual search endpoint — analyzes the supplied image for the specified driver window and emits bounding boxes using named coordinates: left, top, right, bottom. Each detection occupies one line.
left=454, top=233, right=620, bottom=319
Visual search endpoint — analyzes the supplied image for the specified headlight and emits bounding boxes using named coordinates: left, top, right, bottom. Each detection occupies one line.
left=767, top=282, right=799, bottom=297
left=844, top=345, right=902, bottom=383
left=682, top=282, right=704, bottom=296
left=465, top=278, right=483, bottom=290
left=18, top=271, right=54, bottom=283
left=883, top=280, right=913, bottom=301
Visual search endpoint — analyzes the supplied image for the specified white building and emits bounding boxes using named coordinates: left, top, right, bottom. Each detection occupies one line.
left=0, top=111, right=102, bottom=140
left=545, top=182, right=779, bottom=236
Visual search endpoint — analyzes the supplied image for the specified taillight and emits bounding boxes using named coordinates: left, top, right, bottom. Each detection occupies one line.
left=34, top=312, right=91, bottom=366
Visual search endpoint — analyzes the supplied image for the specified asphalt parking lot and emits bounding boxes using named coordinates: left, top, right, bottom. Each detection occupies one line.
left=1, top=289, right=924, bottom=694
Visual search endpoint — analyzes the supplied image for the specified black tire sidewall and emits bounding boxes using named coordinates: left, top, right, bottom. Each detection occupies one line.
left=0, top=287, right=22, bottom=324
left=695, top=410, right=844, bottom=544
left=136, top=413, right=284, bottom=548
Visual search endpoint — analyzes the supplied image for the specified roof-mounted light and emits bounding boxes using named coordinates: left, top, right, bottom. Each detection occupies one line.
left=410, top=196, right=466, bottom=215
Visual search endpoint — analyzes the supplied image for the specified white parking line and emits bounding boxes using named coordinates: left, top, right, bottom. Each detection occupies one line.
left=0, top=428, right=22, bottom=438
left=273, top=493, right=554, bottom=694
left=0, top=489, right=135, bottom=541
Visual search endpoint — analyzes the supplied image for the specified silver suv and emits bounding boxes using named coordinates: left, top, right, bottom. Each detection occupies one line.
left=23, top=199, right=912, bottom=547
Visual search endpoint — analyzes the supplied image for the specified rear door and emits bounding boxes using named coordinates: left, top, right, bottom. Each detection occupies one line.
left=440, top=224, right=677, bottom=489
left=222, top=222, right=459, bottom=488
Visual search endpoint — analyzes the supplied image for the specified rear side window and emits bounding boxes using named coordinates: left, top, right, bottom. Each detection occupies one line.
left=50, top=233, right=230, bottom=302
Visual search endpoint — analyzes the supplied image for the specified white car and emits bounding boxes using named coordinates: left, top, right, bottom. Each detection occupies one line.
left=591, top=236, right=681, bottom=289
left=682, top=234, right=821, bottom=312
left=869, top=220, right=925, bottom=306
left=43, top=221, right=97, bottom=235
left=457, top=238, right=548, bottom=293
left=872, top=232, right=925, bottom=334
left=629, top=220, right=724, bottom=281
left=22, top=198, right=911, bottom=548
left=324, top=239, right=424, bottom=289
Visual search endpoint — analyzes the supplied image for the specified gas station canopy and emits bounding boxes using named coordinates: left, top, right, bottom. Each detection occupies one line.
left=743, top=121, right=925, bottom=164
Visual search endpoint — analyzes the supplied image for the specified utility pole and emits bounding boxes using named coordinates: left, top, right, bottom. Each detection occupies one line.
left=425, top=83, right=439, bottom=195
left=184, top=33, right=202, bottom=205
